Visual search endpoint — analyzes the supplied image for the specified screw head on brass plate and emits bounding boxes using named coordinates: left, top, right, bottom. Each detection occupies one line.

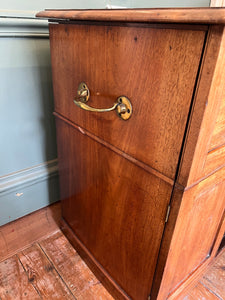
left=116, top=96, right=132, bottom=120
left=77, top=82, right=90, bottom=102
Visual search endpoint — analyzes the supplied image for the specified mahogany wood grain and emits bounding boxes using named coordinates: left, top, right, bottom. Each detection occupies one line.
left=40, top=231, right=113, bottom=300
left=50, top=23, right=205, bottom=180
left=209, top=97, right=225, bottom=150
left=151, top=25, right=225, bottom=293
left=200, top=250, right=225, bottom=299
left=44, top=11, right=225, bottom=300
left=204, top=145, right=225, bottom=175
left=166, top=259, right=216, bottom=300
left=0, top=255, right=40, bottom=299
left=36, top=8, right=225, bottom=24
left=0, top=202, right=61, bottom=263
left=157, top=166, right=225, bottom=300
left=150, top=188, right=184, bottom=300
left=17, top=244, right=74, bottom=299
left=56, top=117, right=173, bottom=300
left=177, top=25, right=225, bottom=187
left=54, top=112, right=175, bottom=187
left=179, top=26, right=225, bottom=187
left=61, top=218, right=129, bottom=300
left=211, top=211, right=225, bottom=258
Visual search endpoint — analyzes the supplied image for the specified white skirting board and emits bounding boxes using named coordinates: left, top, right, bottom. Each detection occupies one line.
left=0, top=159, right=59, bottom=226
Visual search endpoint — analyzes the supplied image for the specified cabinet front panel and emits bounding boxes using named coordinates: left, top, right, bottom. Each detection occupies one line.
left=56, top=117, right=173, bottom=300
left=50, top=24, right=206, bottom=180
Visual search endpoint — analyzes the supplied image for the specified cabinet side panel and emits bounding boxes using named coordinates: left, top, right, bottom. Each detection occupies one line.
left=177, top=25, right=225, bottom=186
left=204, top=145, right=225, bottom=175
left=150, top=188, right=184, bottom=300
left=157, top=167, right=225, bottom=300
left=178, top=26, right=225, bottom=187
left=209, top=98, right=225, bottom=150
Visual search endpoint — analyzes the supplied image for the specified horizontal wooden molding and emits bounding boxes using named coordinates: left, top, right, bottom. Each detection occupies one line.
left=54, top=112, right=183, bottom=189
left=0, top=159, right=58, bottom=195
left=36, top=8, right=225, bottom=24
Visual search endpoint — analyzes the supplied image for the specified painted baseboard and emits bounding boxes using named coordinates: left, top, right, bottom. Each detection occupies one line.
left=0, top=159, right=59, bottom=226
left=0, top=12, right=49, bottom=37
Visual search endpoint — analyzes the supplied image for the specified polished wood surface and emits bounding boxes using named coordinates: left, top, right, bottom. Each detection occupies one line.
left=177, top=25, right=224, bottom=187
left=45, top=10, right=225, bottom=300
left=209, top=96, right=225, bottom=150
left=150, top=26, right=225, bottom=299
left=204, top=145, right=225, bottom=175
left=50, top=23, right=205, bottom=180
left=54, top=112, right=175, bottom=187
left=37, top=8, right=225, bottom=24
left=157, top=166, right=225, bottom=300
left=181, top=27, right=225, bottom=186
left=150, top=188, right=184, bottom=299
left=177, top=249, right=225, bottom=300
left=61, top=218, right=129, bottom=300
left=56, top=117, right=173, bottom=299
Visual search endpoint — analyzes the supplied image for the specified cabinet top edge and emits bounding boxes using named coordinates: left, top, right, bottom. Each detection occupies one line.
left=36, top=8, right=225, bottom=25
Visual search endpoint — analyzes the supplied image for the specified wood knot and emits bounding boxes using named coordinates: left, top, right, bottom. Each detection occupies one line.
left=28, top=276, right=35, bottom=283
left=26, top=265, right=36, bottom=283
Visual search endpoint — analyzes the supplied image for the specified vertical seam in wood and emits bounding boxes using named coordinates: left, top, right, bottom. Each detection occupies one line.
left=186, top=26, right=225, bottom=185
left=37, top=242, right=77, bottom=300
left=150, top=28, right=209, bottom=299
left=209, top=210, right=225, bottom=256
left=17, top=252, right=43, bottom=299
left=176, top=28, right=210, bottom=186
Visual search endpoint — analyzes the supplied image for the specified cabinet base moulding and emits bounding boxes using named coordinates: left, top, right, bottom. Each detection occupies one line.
left=60, top=218, right=130, bottom=300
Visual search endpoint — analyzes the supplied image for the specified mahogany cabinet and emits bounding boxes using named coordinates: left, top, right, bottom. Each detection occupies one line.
left=37, top=8, right=225, bottom=300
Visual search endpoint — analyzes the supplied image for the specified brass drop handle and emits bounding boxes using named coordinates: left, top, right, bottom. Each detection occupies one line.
left=73, top=82, right=132, bottom=120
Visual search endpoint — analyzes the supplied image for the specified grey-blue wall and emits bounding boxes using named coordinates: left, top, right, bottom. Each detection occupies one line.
left=0, top=19, right=59, bottom=226
left=0, top=0, right=210, bottom=226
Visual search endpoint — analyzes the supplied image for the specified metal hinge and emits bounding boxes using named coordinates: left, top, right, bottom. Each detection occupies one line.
left=165, top=205, right=171, bottom=223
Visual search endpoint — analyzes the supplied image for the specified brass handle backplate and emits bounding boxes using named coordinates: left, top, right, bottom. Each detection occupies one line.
left=73, top=82, right=132, bottom=120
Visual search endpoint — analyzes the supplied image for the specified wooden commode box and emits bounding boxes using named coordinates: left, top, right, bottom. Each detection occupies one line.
left=37, top=8, right=225, bottom=300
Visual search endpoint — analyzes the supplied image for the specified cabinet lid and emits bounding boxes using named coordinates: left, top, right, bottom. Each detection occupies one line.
left=36, top=8, right=225, bottom=24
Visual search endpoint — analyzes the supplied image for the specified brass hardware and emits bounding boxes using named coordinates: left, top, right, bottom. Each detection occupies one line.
left=76, top=82, right=90, bottom=102
left=165, top=205, right=171, bottom=223
left=73, top=82, right=132, bottom=120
